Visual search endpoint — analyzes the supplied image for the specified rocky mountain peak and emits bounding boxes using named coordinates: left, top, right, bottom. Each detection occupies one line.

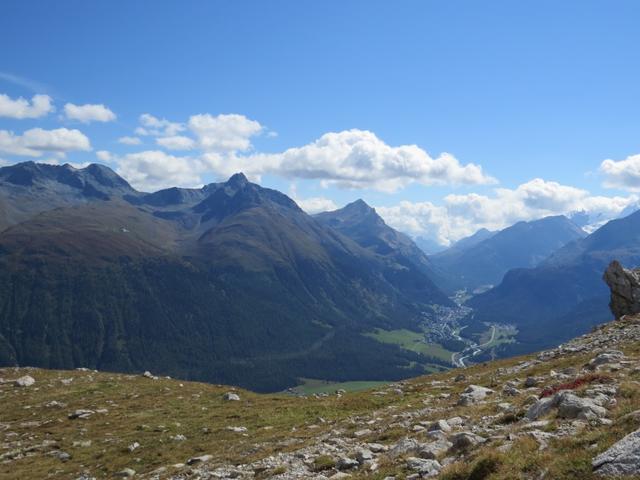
left=344, top=198, right=374, bottom=213
left=226, top=172, right=249, bottom=189
left=604, top=260, right=640, bottom=319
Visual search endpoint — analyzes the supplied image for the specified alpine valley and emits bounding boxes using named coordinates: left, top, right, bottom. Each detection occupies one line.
left=0, top=161, right=460, bottom=393
left=1, top=160, right=634, bottom=397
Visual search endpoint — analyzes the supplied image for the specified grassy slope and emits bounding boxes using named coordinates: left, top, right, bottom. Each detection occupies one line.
left=364, top=328, right=454, bottom=362
left=4, top=318, right=640, bottom=479
left=286, top=378, right=389, bottom=395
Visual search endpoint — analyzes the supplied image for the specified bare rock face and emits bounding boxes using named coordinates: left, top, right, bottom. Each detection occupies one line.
left=603, top=260, right=640, bottom=319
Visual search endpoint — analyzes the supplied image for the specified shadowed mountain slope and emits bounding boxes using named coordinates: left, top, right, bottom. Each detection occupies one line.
left=0, top=163, right=453, bottom=391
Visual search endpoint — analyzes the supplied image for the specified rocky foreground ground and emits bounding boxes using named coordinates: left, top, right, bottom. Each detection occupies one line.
left=3, top=313, right=640, bottom=480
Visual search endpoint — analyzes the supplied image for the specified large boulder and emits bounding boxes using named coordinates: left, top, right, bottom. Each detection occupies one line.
left=593, top=428, right=640, bottom=476
left=603, top=260, right=640, bottom=319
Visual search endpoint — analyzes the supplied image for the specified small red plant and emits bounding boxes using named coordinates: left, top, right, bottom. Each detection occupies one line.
left=539, top=374, right=609, bottom=398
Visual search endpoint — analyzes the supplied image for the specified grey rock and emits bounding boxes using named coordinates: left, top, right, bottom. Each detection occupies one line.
left=115, top=468, right=136, bottom=478
left=336, top=456, right=359, bottom=470
left=14, top=375, right=35, bottom=387
left=418, top=439, right=452, bottom=459
left=427, top=419, right=451, bottom=433
left=406, top=457, right=442, bottom=477
left=457, top=385, right=494, bottom=405
left=388, top=437, right=422, bottom=458
left=593, top=428, right=640, bottom=476
left=187, top=454, right=213, bottom=465
left=223, top=392, right=241, bottom=401
left=556, top=392, right=607, bottom=420
left=450, top=432, right=486, bottom=451
left=355, top=448, right=373, bottom=464
left=604, top=260, right=640, bottom=319
left=68, top=409, right=95, bottom=420
left=588, top=351, right=625, bottom=369
left=526, top=397, right=557, bottom=421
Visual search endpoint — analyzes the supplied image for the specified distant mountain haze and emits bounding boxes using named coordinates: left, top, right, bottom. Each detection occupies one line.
left=429, top=216, right=586, bottom=292
left=468, top=209, right=640, bottom=355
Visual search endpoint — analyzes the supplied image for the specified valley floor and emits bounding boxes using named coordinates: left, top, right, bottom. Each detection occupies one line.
left=3, top=317, right=640, bottom=479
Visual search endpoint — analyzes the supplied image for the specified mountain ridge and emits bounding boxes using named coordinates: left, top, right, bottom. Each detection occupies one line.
left=0, top=162, right=453, bottom=392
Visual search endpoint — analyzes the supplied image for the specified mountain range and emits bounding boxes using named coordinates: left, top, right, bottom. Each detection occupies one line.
left=467, top=208, right=640, bottom=355
left=429, top=216, right=586, bottom=292
left=0, top=161, right=452, bottom=392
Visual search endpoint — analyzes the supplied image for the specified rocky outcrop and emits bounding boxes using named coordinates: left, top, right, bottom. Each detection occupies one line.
left=603, top=260, right=640, bottom=319
left=593, top=428, right=640, bottom=476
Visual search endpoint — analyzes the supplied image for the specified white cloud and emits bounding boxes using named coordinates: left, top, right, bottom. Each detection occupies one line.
left=96, top=150, right=112, bottom=161
left=188, top=113, right=263, bottom=153
left=600, top=154, right=640, bottom=191
left=243, top=129, right=495, bottom=192
left=136, top=113, right=185, bottom=137
left=114, top=150, right=203, bottom=191
left=288, top=184, right=337, bottom=213
left=377, top=178, right=637, bottom=246
left=118, top=136, right=142, bottom=145
left=296, top=196, right=338, bottom=214
left=156, top=135, right=196, bottom=151
left=0, top=93, right=53, bottom=119
left=63, top=103, right=116, bottom=123
left=0, top=128, right=91, bottom=157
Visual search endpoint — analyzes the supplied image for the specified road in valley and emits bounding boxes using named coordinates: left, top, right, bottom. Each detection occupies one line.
left=451, top=325, right=496, bottom=368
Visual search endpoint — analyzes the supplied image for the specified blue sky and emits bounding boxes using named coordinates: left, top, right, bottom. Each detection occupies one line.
left=1, top=1, right=640, bottom=245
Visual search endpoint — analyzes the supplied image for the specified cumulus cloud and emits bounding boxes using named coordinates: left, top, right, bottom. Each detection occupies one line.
left=288, top=184, right=338, bottom=213
left=114, top=150, right=203, bottom=191
left=156, top=135, right=196, bottom=151
left=135, top=113, right=185, bottom=137
left=0, top=93, right=53, bottom=119
left=96, top=150, right=112, bottom=161
left=377, top=178, right=637, bottom=246
left=64, top=103, right=116, bottom=123
left=600, top=154, right=640, bottom=191
left=244, top=129, right=495, bottom=192
left=188, top=113, right=263, bottom=152
left=118, top=136, right=142, bottom=145
left=0, top=128, right=91, bottom=157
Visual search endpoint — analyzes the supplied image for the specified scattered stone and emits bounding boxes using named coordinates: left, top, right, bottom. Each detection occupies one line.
left=418, top=439, right=452, bottom=459
left=355, top=448, right=373, bottom=464
left=406, top=457, right=442, bottom=477
left=427, top=419, right=451, bottom=433
left=14, top=375, right=35, bottom=387
left=226, top=426, right=247, bottom=433
left=115, top=468, right=136, bottom=478
left=457, top=385, right=494, bottom=405
left=388, top=438, right=421, bottom=458
left=68, top=409, right=95, bottom=420
left=450, top=432, right=486, bottom=451
left=223, top=392, right=241, bottom=401
left=336, top=456, right=359, bottom=470
left=127, top=442, right=140, bottom=452
left=187, top=454, right=213, bottom=465
left=556, top=392, right=607, bottom=420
